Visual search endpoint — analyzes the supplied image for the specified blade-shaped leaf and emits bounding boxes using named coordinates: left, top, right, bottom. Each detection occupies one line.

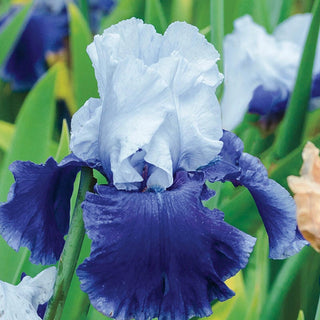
left=0, top=120, right=14, bottom=151
left=68, top=3, right=97, bottom=110
left=0, top=64, right=58, bottom=201
left=144, top=0, right=167, bottom=33
left=274, top=0, right=320, bottom=159
left=100, top=0, right=145, bottom=32
left=0, top=3, right=32, bottom=66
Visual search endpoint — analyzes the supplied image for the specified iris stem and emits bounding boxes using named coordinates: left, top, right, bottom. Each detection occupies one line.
left=11, top=247, right=29, bottom=285
left=43, top=167, right=95, bottom=320
left=260, top=247, right=311, bottom=320
left=79, top=0, right=89, bottom=25
left=273, top=0, right=320, bottom=160
left=210, top=0, right=224, bottom=100
left=314, top=293, right=320, bottom=320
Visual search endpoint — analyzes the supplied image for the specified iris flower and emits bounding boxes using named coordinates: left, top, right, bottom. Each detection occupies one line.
left=221, top=14, right=320, bottom=130
left=0, top=267, right=56, bottom=320
left=0, top=0, right=114, bottom=90
left=0, top=19, right=307, bottom=319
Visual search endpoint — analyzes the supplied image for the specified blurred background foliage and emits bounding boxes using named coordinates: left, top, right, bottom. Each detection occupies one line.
left=0, top=0, right=319, bottom=319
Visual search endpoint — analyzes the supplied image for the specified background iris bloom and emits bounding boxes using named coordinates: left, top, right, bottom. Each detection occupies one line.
left=222, top=14, right=320, bottom=130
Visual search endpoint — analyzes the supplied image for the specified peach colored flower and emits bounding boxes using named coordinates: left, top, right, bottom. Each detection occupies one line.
left=288, top=142, right=320, bottom=252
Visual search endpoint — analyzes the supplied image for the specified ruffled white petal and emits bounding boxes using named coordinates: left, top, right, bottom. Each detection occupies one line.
left=70, top=98, right=102, bottom=163
left=160, top=21, right=223, bottom=88
left=87, top=18, right=162, bottom=99
left=0, top=267, right=56, bottom=320
left=72, top=18, right=223, bottom=189
left=221, top=15, right=302, bottom=130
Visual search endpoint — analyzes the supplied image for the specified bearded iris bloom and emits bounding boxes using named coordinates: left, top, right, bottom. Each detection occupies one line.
left=0, top=267, right=56, bottom=320
left=221, top=14, right=320, bottom=130
left=0, top=18, right=307, bottom=319
left=0, top=0, right=114, bottom=90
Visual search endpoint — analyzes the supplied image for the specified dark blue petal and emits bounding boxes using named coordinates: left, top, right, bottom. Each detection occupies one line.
left=238, top=153, right=307, bottom=258
left=248, top=85, right=289, bottom=116
left=77, top=171, right=255, bottom=320
left=1, top=6, right=68, bottom=90
left=87, top=0, right=115, bottom=32
left=311, top=72, right=320, bottom=99
left=0, top=155, right=84, bottom=264
left=201, top=131, right=307, bottom=259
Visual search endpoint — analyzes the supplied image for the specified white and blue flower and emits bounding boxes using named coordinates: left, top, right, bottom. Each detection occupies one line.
left=0, top=18, right=307, bottom=319
left=0, top=0, right=114, bottom=90
left=221, top=14, right=320, bottom=130
left=0, top=267, right=56, bottom=320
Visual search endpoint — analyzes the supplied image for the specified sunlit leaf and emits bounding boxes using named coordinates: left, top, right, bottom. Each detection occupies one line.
left=68, top=3, right=97, bottom=110
left=207, top=271, right=247, bottom=320
left=144, top=0, right=167, bottom=33
left=0, top=120, right=13, bottom=151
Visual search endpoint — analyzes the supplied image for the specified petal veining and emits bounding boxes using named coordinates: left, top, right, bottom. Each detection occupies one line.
left=78, top=171, right=255, bottom=320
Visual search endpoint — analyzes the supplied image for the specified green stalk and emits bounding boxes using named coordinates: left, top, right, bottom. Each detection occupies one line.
left=78, top=0, right=89, bottom=25
left=315, top=294, right=320, bottom=320
left=273, top=0, right=320, bottom=160
left=210, top=0, right=224, bottom=71
left=210, top=0, right=224, bottom=100
left=260, top=247, right=311, bottom=320
left=43, top=168, right=94, bottom=320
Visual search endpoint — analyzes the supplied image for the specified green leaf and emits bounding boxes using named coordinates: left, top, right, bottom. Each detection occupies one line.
left=144, top=0, right=168, bottom=33
left=297, top=310, right=305, bottom=320
left=0, top=120, right=14, bottom=151
left=278, top=0, right=295, bottom=23
left=252, top=0, right=272, bottom=32
left=260, top=247, right=312, bottom=320
left=0, top=120, right=58, bottom=155
left=273, top=0, right=320, bottom=159
left=207, top=271, right=247, bottom=320
left=0, top=65, right=58, bottom=283
left=244, top=228, right=269, bottom=320
left=0, top=3, right=32, bottom=66
left=170, top=0, right=194, bottom=23
left=100, top=0, right=145, bottom=30
left=68, top=3, right=97, bottom=110
left=55, top=119, right=70, bottom=162
left=0, top=65, right=58, bottom=201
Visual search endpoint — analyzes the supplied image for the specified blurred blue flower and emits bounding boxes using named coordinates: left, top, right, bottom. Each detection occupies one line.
left=0, top=18, right=307, bottom=320
left=0, top=267, right=56, bottom=319
left=221, top=14, right=320, bottom=130
left=0, top=0, right=114, bottom=90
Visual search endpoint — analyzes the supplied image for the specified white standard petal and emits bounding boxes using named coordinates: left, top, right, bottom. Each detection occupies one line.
left=87, top=18, right=162, bottom=99
left=274, top=13, right=320, bottom=74
left=221, top=15, right=301, bottom=130
left=98, top=58, right=174, bottom=189
left=76, top=19, right=224, bottom=190
left=160, top=21, right=223, bottom=88
left=70, top=98, right=102, bottom=163
left=0, top=267, right=56, bottom=320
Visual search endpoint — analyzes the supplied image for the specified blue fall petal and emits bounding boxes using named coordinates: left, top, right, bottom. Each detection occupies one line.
left=0, top=155, right=84, bottom=264
left=202, top=130, right=307, bottom=259
left=0, top=0, right=115, bottom=90
left=248, top=85, right=289, bottom=117
left=1, top=5, right=68, bottom=90
left=77, top=171, right=255, bottom=320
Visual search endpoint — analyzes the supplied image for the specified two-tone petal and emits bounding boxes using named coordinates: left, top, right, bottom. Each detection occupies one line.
left=77, top=171, right=255, bottom=320
left=0, top=155, right=85, bottom=264
left=202, top=131, right=307, bottom=259
left=0, top=267, right=56, bottom=320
